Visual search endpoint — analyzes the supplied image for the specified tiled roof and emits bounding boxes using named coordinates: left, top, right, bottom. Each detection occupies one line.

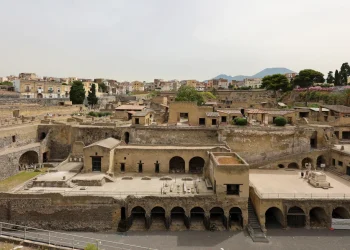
left=206, top=112, right=220, bottom=117
left=247, top=109, right=268, bottom=114
left=86, top=138, right=120, bottom=149
left=267, top=110, right=295, bottom=115
left=217, top=110, right=242, bottom=115
left=115, top=105, right=146, bottom=111
left=133, top=109, right=154, bottom=117
left=321, top=105, right=350, bottom=113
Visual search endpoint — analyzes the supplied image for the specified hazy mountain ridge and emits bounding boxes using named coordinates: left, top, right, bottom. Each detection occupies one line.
left=212, top=68, right=295, bottom=81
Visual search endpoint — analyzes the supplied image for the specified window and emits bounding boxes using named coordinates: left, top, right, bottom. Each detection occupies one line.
left=221, top=116, right=227, bottom=123
left=226, top=184, right=241, bottom=195
left=120, top=163, right=125, bottom=172
left=12, top=135, right=16, bottom=142
left=135, top=118, right=139, bottom=124
left=212, top=119, right=217, bottom=125
left=332, top=158, right=336, bottom=166
left=199, top=118, right=205, bottom=125
left=338, top=161, right=343, bottom=167
left=138, top=161, right=143, bottom=173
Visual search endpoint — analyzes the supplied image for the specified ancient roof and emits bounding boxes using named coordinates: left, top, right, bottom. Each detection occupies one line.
left=86, top=138, right=120, bottom=149
left=206, top=112, right=220, bottom=117
left=321, top=105, right=350, bottom=114
left=133, top=109, right=154, bottom=117
left=246, top=109, right=268, bottom=114
left=115, top=105, right=146, bottom=111
left=217, top=109, right=242, bottom=115
left=267, top=110, right=295, bottom=115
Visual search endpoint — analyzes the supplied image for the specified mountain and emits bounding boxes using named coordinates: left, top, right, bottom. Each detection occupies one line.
left=211, top=67, right=295, bottom=81
left=251, top=68, right=295, bottom=78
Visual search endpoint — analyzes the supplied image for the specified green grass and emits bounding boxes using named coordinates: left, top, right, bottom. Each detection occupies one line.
left=0, top=171, right=43, bottom=192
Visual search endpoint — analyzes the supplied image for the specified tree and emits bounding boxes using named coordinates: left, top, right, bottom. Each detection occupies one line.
left=233, top=117, right=247, bottom=126
left=292, top=69, right=325, bottom=88
left=274, top=116, right=287, bottom=126
left=200, top=92, right=216, bottom=102
left=326, top=71, right=334, bottom=84
left=0, top=81, right=13, bottom=86
left=261, top=74, right=290, bottom=92
left=87, top=83, right=98, bottom=107
left=69, top=81, right=85, bottom=104
left=340, top=62, right=350, bottom=85
left=175, top=85, right=204, bottom=105
left=334, top=70, right=341, bottom=86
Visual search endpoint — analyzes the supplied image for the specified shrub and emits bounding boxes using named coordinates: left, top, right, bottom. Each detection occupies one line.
left=234, top=117, right=247, bottom=126
left=274, top=116, right=287, bottom=126
left=84, top=244, right=98, bottom=250
left=87, top=111, right=111, bottom=117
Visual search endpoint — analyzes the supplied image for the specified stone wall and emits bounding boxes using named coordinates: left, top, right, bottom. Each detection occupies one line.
left=129, top=127, right=219, bottom=145
left=0, top=124, right=38, bottom=150
left=221, top=126, right=314, bottom=164
left=0, top=97, right=70, bottom=106
left=0, top=193, right=248, bottom=231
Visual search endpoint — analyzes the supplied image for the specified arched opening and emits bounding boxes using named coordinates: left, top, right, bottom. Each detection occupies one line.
left=19, top=151, right=39, bottom=166
left=310, top=207, right=328, bottom=228
left=190, top=207, right=205, bottom=230
left=124, top=132, right=130, bottom=144
left=39, top=132, right=46, bottom=141
left=229, top=207, right=243, bottom=230
left=332, top=207, right=350, bottom=219
left=302, top=157, right=313, bottom=169
left=37, top=93, right=43, bottom=98
left=288, top=162, right=299, bottom=169
left=169, top=156, right=185, bottom=173
left=150, top=206, right=166, bottom=230
left=278, top=164, right=285, bottom=169
left=265, top=207, right=284, bottom=229
left=316, top=155, right=326, bottom=168
left=130, top=206, right=146, bottom=230
left=287, top=206, right=305, bottom=228
left=189, top=157, right=205, bottom=174
left=170, top=207, right=186, bottom=230
left=209, top=207, right=225, bottom=231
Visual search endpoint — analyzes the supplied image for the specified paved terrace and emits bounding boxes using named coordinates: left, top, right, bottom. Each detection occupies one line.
left=17, top=173, right=214, bottom=197
left=250, top=169, right=350, bottom=199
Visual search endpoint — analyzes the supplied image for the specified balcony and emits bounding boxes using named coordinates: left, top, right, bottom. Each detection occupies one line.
left=48, top=89, right=54, bottom=93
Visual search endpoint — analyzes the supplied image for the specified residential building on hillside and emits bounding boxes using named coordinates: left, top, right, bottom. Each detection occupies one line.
left=19, top=73, right=39, bottom=80
left=244, top=78, right=262, bottom=88
left=213, top=78, right=229, bottom=89
left=82, top=82, right=103, bottom=97
left=285, top=73, right=298, bottom=82
left=131, top=81, right=145, bottom=92
left=185, top=80, right=198, bottom=88
left=13, top=80, right=71, bottom=98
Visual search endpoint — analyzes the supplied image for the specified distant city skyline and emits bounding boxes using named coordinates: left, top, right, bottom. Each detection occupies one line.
left=0, top=0, right=349, bottom=81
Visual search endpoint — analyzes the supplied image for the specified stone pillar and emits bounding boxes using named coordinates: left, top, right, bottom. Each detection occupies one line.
left=305, top=213, right=310, bottom=229
left=204, top=212, right=210, bottom=230
left=165, top=216, right=170, bottom=230
left=242, top=209, right=249, bottom=228
left=185, top=160, right=189, bottom=173
left=145, top=214, right=151, bottom=230
left=225, top=213, right=230, bottom=230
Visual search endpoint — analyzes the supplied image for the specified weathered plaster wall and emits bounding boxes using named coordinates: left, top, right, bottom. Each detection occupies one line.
left=0, top=124, right=38, bottom=150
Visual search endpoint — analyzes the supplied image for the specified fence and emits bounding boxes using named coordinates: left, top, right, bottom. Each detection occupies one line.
left=17, top=189, right=214, bottom=197
left=0, top=221, right=157, bottom=250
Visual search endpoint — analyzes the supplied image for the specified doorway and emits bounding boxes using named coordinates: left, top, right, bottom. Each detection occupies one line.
left=138, top=161, right=143, bottom=173
left=92, top=156, right=102, bottom=172
left=155, top=161, right=160, bottom=173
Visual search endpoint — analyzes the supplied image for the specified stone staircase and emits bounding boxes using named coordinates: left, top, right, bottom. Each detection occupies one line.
left=247, top=199, right=268, bottom=243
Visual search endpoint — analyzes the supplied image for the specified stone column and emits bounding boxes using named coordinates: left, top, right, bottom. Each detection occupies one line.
left=145, top=214, right=151, bottom=230
left=305, top=213, right=310, bottom=229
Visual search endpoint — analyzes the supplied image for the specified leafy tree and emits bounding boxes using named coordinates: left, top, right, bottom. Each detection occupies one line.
left=334, top=70, right=341, bottom=86
left=0, top=81, right=13, bottom=86
left=292, top=69, right=325, bottom=88
left=87, top=83, right=98, bottom=107
left=234, top=117, right=247, bottom=126
left=326, top=71, right=334, bottom=84
left=274, top=116, right=287, bottom=126
left=210, top=88, right=217, bottom=97
left=175, top=85, right=204, bottom=105
left=98, top=82, right=107, bottom=92
left=340, top=62, right=350, bottom=85
left=200, top=92, right=216, bottom=102
left=261, top=74, right=290, bottom=92
left=69, top=81, right=85, bottom=104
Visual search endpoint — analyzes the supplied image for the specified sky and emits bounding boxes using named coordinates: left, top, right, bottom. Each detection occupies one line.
left=0, top=0, right=349, bottom=81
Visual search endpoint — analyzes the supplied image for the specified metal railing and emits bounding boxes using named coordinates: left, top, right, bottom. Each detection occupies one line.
left=17, top=189, right=214, bottom=197
left=257, top=192, right=350, bottom=199
left=0, top=221, right=157, bottom=250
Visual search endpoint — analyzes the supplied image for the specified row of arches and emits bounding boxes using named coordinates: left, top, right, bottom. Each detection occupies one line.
left=265, top=206, right=350, bottom=229
left=277, top=155, right=326, bottom=169
left=169, top=156, right=205, bottom=174
left=127, top=206, right=243, bottom=231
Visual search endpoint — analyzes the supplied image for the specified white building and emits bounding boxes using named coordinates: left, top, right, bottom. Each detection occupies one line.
left=244, top=78, right=262, bottom=88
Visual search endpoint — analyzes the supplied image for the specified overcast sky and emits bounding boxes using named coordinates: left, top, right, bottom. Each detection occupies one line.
left=0, top=0, right=349, bottom=81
